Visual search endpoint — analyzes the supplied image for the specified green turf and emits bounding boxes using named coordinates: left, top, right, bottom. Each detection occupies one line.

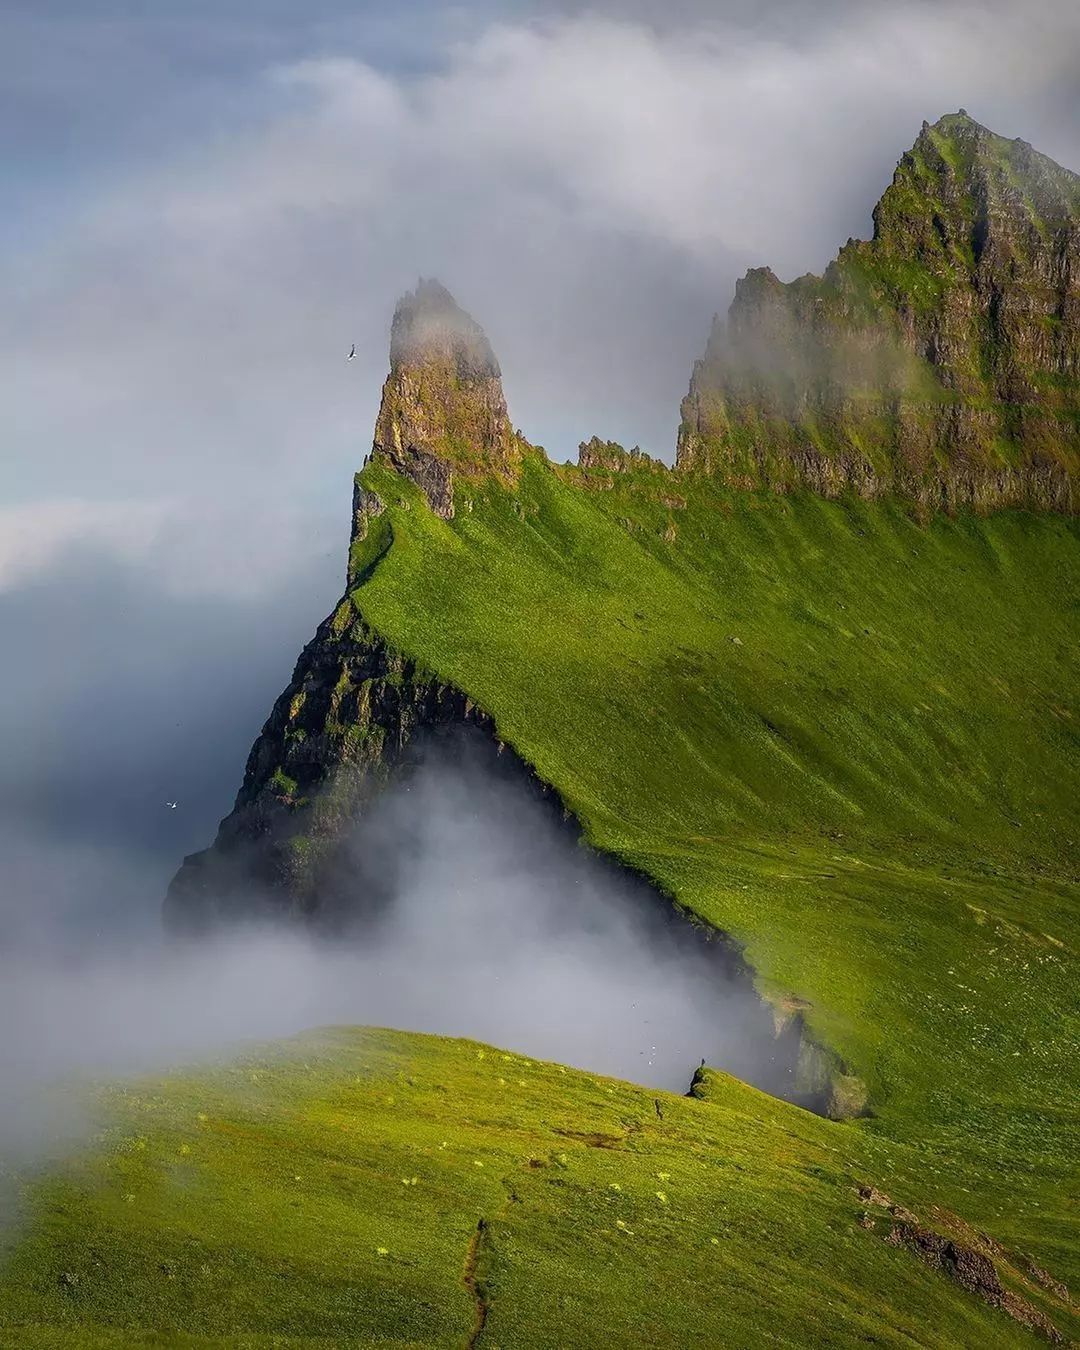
left=0, top=1028, right=1074, bottom=1348
left=340, top=452, right=1079, bottom=1284
left=2, top=447, right=1076, bottom=1345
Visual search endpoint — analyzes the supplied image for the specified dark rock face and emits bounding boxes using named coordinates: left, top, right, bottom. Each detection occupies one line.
left=164, top=605, right=496, bottom=931
left=370, top=279, right=519, bottom=519
left=678, top=113, right=1080, bottom=513
left=886, top=1222, right=1004, bottom=1299
left=885, top=1221, right=1064, bottom=1342
left=853, top=1186, right=1069, bottom=1342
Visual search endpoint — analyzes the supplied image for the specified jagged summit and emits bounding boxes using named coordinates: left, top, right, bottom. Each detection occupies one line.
left=678, top=111, right=1080, bottom=513
left=388, top=278, right=502, bottom=380
left=876, top=110, right=1080, bottom=256
left=370, top=280, right=518, bottom=520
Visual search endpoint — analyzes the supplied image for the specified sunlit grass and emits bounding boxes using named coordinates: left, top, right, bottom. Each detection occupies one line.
left=2, top=450, right=1076, bottom=1345
left=1, top=1028, right=1072, bottom=1347
left=347, top=453, right=1079, bottom=1281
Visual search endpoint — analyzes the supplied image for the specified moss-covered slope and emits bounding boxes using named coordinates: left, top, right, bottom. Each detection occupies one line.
left=0, top=1029, right=1074, bottom=1347
left=54, top=111, right=1072, bottom=1344
left=337, top=450, right=1079, bottom=1287
left=678, top=112, right=1080, bottom=510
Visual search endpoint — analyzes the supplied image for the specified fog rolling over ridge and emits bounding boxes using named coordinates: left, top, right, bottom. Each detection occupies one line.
left=0, top=742, right=800, bottom=1162
left=4, top=0, right=1079, bottom=1150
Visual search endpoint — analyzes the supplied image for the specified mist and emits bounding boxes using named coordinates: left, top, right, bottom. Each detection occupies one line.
left=0, top=725, right=811, bottom=1175
left=5, top=0, right=1073, bottom=1173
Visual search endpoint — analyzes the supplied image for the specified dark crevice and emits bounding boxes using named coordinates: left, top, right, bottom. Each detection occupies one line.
left=461, top=1218, right=490, bottom=1349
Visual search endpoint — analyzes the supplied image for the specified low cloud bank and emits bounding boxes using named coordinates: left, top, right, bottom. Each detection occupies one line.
left=0, top=746, right=797, bottom=1170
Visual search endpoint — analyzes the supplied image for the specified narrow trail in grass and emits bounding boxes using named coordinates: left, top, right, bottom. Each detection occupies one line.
left=462, top=1218, right=490, bottom=1349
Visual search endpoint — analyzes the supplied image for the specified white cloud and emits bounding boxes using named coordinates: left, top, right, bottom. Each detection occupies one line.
left=5, top=0, right=1078, bottom=514
left=0, top=497, right=345, bottom=599
left=0, top=500, right=165, bottom=593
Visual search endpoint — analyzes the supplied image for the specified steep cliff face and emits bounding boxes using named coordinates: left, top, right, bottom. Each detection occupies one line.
left=368, top=278, right=521, bottom=520
left=165, top=286, right=534, bottom=930
left=677, top=112, right=1080, bottom=511
left=166, top=288, right=537, bottom=932
left=164, top=604, right=497, bottom=930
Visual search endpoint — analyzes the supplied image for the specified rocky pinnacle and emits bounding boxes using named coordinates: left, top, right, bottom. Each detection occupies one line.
left=369, top=279, right=518, bottom=519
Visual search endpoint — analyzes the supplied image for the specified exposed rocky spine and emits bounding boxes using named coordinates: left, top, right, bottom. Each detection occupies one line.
left=368, top=279, right=520, bottom=520
left=677, top=112, right=1079, bottom=512
left=576, top=437, right=663, bottom=474
left=164, top=603, right=495, bottom=930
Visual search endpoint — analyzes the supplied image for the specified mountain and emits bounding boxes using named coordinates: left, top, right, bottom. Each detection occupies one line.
left=167, top=115, right=1080, bottom=943
left=11, top=116, right=1077, bottom=1346
left=678, top=112, right=1080, bottom=511
left=165, top=281, right=529, bottom=929
left=368, top=277, right=523, bottom=520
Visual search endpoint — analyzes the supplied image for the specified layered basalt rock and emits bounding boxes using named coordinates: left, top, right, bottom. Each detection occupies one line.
left=369, top=279, right=521, bottom=519
left=164, top=606, right=496, bottom=931
left=677, top=112, right=1080, bottom=512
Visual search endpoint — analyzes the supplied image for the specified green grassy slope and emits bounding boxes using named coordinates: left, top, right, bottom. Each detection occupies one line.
left=3, top=444, right=1076, bottom=1346
left=1, top=1027, right=1073, bottom=1347
left=341, top=452, right=1079, bottom=1283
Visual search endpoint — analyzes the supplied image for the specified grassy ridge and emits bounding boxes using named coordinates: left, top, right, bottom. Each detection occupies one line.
left=0, top=1028, right=1072, bottom=1347
left=344, top=453, right=1079, bottom=1280
left=2, top=450, right=1076, bottom=1346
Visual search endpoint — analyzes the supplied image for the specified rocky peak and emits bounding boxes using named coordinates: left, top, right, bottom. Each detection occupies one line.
left=677, top=112, right=1079, bottom=514
left=388, top=278, right=501, bottom=381
left=872, top=111, right=1080, bottom=263
left=370, top=280, right=518, bottom=520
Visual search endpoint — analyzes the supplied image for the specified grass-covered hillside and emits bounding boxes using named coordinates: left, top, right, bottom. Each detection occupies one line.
left=4, top=115, right=1078, bottom=1346
left=1, top=1027, right=1075, bottom=1347
left=342, top=449, right=1079, bottom=1289
left=6, top=451, right=1075, bottom=1347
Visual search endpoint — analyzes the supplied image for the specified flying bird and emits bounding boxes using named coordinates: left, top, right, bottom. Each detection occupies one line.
left=347, top=344, right=356, bottom=360
left=165, top=801, right=178, bottom=810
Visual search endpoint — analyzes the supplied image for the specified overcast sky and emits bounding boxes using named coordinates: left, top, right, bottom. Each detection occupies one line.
left=3, top=0, right=1079, bottom=941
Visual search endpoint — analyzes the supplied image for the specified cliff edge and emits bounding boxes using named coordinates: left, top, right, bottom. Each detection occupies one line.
left=677, top=112, right=1080, bottom=511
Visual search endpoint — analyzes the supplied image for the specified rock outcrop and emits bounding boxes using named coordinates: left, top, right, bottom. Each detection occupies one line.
left=166, top=280, right=526, bottom=932
left=164, top=604, right=497, bottom=931
left=369, top=279, right=520, bottom=520
left=576, top=437, right=662, bottom=474
left=677, top=112, right=1080, bottom=512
